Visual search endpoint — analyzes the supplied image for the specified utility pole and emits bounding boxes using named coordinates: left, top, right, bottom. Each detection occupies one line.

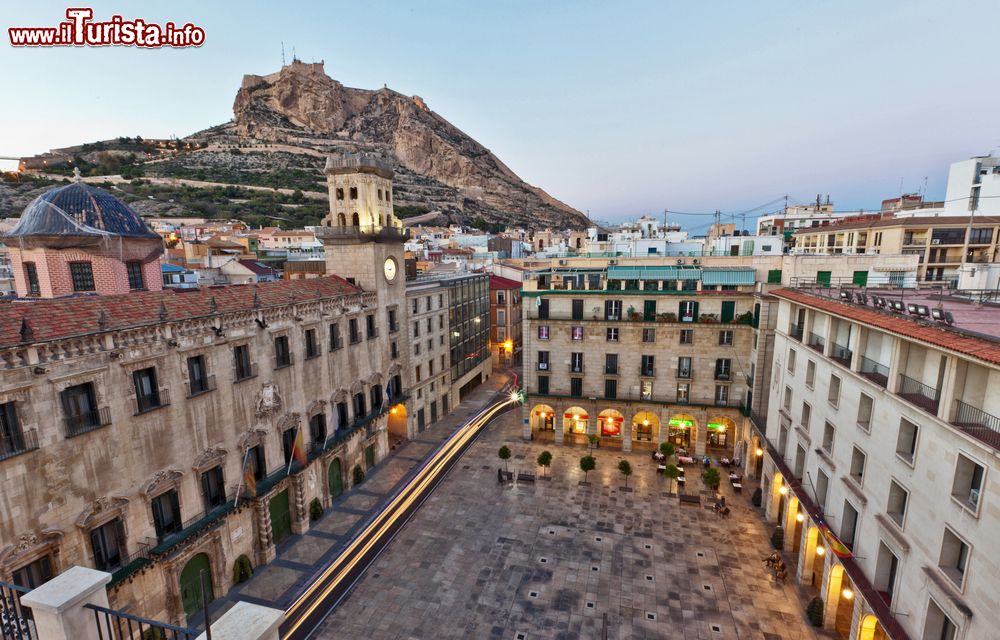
left=281, top=41, right=286, bottom=67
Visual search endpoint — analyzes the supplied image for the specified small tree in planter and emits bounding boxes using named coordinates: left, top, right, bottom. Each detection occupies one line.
left=771, top=526, right=785, bottom=550
left=618, top=460, right=633, bottom=489
left=702, top=466, right=721, bottom=491
left=751, top=487, right=763, bottom=507
left=309, top=498, right=324, bottom=522
left=537, top=450, right=552, bottom=479
left=659, top=441, right=675, bottom=459
left=498, top=446, right=512, bottom=472
left=663, top=464, right=680, bottom=493
left=352, top=464, right=365, bottom=486
left=588, top=434, right=600, bottom=450
left=233, top=555, right=253, bottom=584
left=806, top=596, right=824, bottom=627
left=580, top=455, right=596, bottom=483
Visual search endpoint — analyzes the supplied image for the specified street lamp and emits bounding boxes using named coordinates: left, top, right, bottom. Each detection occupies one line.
left=778, top=485, right=788, bottom=496
left=815, top=546, right=826, bottom=556
left=795, top=513, right=805, bottom=523
left=755, top=448, right=764, bottom=457
left=841, top=588, right=854, bottom=600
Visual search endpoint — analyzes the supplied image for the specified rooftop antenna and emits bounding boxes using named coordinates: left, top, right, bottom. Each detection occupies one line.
left=281, top=41, right=286, bottom=67
left=898, top=177, right=904, bottom=197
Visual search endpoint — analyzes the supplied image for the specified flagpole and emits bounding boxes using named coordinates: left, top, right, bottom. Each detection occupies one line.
left=287, top=424, right=302, bottom=476
left=234, top=447, right=250, bottom=509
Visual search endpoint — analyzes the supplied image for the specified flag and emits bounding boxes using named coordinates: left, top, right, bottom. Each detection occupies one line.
left=242, top=454, right=257, bottom=499
left=384, top=382, right=392, bottom=407
left=288, top=426, right=307, bottom=474
left=819, top=523, right=852, bottom=558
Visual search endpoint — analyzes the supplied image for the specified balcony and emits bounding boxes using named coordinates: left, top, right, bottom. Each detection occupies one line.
left=640, top=366, right=656, bottom=377
left=149, top=499, right=236, bottom=557
left=859, top=356, right=889, bottom=388
left=275, top=353, right=295, bottom=369
left=789, top=323, right=804, bottom=341
left=714, top=371, right=732, bottom=381
left=569, top=364, right=585, bottom=374
left=830, top=342, right=852, bottom=367
left=109, top=540, right=154, bottom=586
left=187, top=374, right=218, bottom=397
left=0, top=428, right=39, bottom=462
left=65, top=406, right=112, bottom=437
left=898, top=374, right=941, bottom=415
left=604, top=365, right=619, bottom=375
left=537, top=362, right=550, bottom=371
left=136, top=388, right=170, bottom=415
left=677, top=369, right=692, bottom=379
left=807, top=332, right=825, bottom=354
left=951, top=400, right=1000, bottom=450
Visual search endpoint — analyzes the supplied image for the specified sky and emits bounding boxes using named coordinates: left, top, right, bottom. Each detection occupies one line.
left=2, top=1, right=999, bottom=228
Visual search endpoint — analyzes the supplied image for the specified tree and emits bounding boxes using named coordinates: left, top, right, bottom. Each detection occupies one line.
left=659, top=441, right=675, bottom=458
left=663, top=464, right=680, bottom=493
left=580, top=455, right=596, bottom=483
left=537, top=450, right=552, bottom=478
left=588, top=434, right=600, bottom=450
left=498, top=446, right=511, bottom=472
left=702, top=466, right=721, bottom=491
left=618, top=460, right=633, bottom=488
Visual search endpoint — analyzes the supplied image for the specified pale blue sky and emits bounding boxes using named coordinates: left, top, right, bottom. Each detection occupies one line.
left=2, top=1, right=998, bottom=225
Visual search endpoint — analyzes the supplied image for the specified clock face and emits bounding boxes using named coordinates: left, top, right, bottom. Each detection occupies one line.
left=383, top=257, right=398, bottom=282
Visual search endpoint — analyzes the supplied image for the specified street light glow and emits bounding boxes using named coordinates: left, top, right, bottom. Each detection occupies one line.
left=755, top=448, right=764, bottom=456
left=815, top=546, right=825, bottom=556
left=778, top=486, right=788, bottom=495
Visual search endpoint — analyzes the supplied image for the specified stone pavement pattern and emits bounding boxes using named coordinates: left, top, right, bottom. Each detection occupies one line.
left=316, top=410, right=823, bottom=640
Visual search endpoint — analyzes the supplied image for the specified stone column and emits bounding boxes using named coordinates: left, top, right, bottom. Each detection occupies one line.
left=254, top=498, right=276, bottom=565
left=21, top=566, right=111, bottom=640
left=622, top=418, right=632, bottom=452
left=290, top=472, right=309, bottom=535
left=521, top=404, right=531, bottom=441
left=196, top=601, right=284, bottom=640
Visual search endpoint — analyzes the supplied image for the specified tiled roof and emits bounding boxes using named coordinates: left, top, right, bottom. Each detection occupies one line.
left=793, top=215, right=1000, bottom=234
left=489, top=275, right=522, bottom=289
left=771, top=288, right=1000, bottom=366
left=0, top=276, right=361, bottom=347
left=237, top=260, right=278, bottom=276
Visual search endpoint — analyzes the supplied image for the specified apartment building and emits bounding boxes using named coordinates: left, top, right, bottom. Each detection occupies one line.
left=748, top=286, right=1000, bottom=640
left=489, top=275, right=522, bottom=367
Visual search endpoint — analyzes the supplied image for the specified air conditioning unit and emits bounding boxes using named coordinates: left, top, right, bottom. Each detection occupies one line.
left=931, top=239, right=941, bottom=245
left=538, top=362, right=548, bottom=370
left=608, top=259, right=618, bottom=265
left=676, top=259, right=684, bottom=265
left=692, top=258, right=700, bottom=265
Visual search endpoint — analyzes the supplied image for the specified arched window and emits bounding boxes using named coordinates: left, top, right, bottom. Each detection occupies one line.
left=337, top=213, right=346, bottom=226
left=351, top=212, right=360, bottom=226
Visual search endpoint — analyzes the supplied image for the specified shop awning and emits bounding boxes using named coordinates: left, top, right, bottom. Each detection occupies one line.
left=701, top=268, right=756, bottom=285
left=607, top=266, right=702, bottom=280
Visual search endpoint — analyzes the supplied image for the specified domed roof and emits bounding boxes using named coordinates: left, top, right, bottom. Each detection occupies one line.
left=7, top=182, right=160, bottom=241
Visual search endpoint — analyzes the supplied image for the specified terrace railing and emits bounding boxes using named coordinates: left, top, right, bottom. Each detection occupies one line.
left=1, top=581, right=35, bottom=640
left=898, top=374, right=941, bottom=415
left=952, top=400, right=1000, bottom=451
left=859, top=357, right=889, bottom=388
left=86, top=603, right=198, bottom=640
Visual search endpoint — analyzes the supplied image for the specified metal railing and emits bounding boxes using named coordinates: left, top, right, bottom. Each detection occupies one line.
left=604, top=365, right=618, bottom=375
left=315, top=225, right=410, bottom=242
left=108, top=540, right=153, bottom=586
left=898, top=374, right=941, bottom=414
left=86, top=603, right=198, bottom=640
left=859, top=356, right=889, bottom=388
left=136, top=388, right=171, bottom=415
left=64, top=406, right=112, bottom=438
left=714, top=371, right=732, bottom=381
left=640, top=367, right=656, bottom=377
left=0, top=429, right=38, bottom=463
left=831, top=342, right=852, bottom=367
left=789, top=323, right=804, bottom=341
left=1, top=581, right=35, bottom=640
left=807, top=331, right=825, bottom=353
left=569, top=364, right=584, bottom=373
left=952, top=400, right=1000, bottom=450
left=188, top=374, right=218, bottom=397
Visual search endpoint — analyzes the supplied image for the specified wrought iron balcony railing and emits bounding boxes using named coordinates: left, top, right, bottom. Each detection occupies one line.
left=859, top=356, right=889, bottom=388
left=898, top=374, right=941, bottom=415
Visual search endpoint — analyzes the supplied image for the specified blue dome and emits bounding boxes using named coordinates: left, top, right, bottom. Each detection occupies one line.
left=7, top=183, right=160, bottom=241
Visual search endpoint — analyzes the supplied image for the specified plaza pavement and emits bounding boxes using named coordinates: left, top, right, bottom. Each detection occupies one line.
left=314, top=409, right=829, bottom=640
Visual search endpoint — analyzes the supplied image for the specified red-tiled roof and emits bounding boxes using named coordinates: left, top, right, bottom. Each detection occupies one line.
left=771, top=288, right=1000, bottom=366
left=237, top=260, right=278, bottom=276
left=489, top=275, right=522, bottom=290
left=0, top=276, right=361, bottom=347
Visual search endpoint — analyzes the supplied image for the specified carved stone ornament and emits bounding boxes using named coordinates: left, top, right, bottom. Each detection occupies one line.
left=238, top=427, right=269, bottom=451
left=277, top=412, right=300, bottom=433
left=192, top=447, right=228, bottom=472
left=0, top=530, right=63, bottom=566
left=388, top=362, right=402, bottom=376
left=331, top=389, right=348, bottom=404
left=76, top=496, right=129, bottom=529
left=368, top=372, right=384, bottom=386
left=306, top=399, right=327, bottom=417
left=255, top=381, right=283, bottom=418
left=140, top=469, right=184, bottom=498
left=349, top=380, right=364, bottom=395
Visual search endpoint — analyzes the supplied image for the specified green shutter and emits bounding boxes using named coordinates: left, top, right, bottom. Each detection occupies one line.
left=721, top=301, right=736, bottom=323
left=692, top=301, right=700, bottom=321
left=753, top=303, right=761, bottom=328
left=767, top=269, right=782, bottom=284
left=852, top=270, right=869, bottom=287
left=817, top=271, right=832, bottom=286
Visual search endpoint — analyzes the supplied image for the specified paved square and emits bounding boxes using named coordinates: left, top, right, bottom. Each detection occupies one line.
left=316, top=410, right=822, bottom=639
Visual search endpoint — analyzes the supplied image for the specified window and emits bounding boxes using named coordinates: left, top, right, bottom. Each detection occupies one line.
left=887, top=480, right=908, bottom=527
left=537, top=351, right=549, bottom=371
left=805, top=360, right=815, bottom=388
left=367, top=314, right=378, bottom=339
left=640, top=380, right=652, bottom=400
left=329, top=324, right=342, bottom=350
left=571, top=326, right=584, bottom=341
left=896, top=418, right=919, bottom=464
left=604, top=300, right=622, bottom=320
left=497, top=327, right=506, bottom=342
left=349, top=186, right=358, bottom=199
left=274, top=336, right=291, bottom=367
left=202, top=466, right=226, bottom=509
left=425, top=317, right=432, bottom=333
left=715, top=358, right=731, bottom=380
left=336, top=402, right=349, bottom=430
left=415, top=365, right=422, bottom=382
left=537, top=376, right=549, bottom=395
left=0, top=401, right=27, bottom=459
left=538, top=325, right=550, bottom=340
left=640, top=355, right=655, bottom=377
left=571, top=299, right=584, bottom=320
left=874, top=542, right=900, bottom=601
left=850, top=447, right=866, bottom=484
left=857, top=393, right=873, bottom=430
left=187, top=355, right=210, bottom=395
left=715, top=385, right=729, bottom=405
left=570, top=352, right=583, bottom=373
left=370, top=385, right=383, bottom=411
left=822, top=421, right=835, bottom=453
left=840, top=501, right=859, bottom=548
left=676, top=383, right=690, bottom=403
left=767, top=269, right=782, bottom=284
left=90, top=519, right=125, bottom=571
left=828, top=374, right=841, bottom=407
left=497, top=309, right=506, bottom=326
left=923, top=599, right=958, bottom=640
left=412, top=298, right=419, bottom=314
left=126, top=261, right=144, bottom=290
left=604, top=379, right=617, bottom=399
left=951, top=453, right=985, bottom=512
left=234, top=345, right=253, bottom=380
left=719, top=330, right=733, bottom=346
left=642, top=328, right=655, bottom=343
left=969, top=227, right=993, bottom=244
left=570, top=378, right=583, bottom=397
left=606, top=327, right=619, bottom=342
left=11, top=555, right=53, bottom=589
left=133, top=367, right=162, bottom=413
left=815, top=470, right=830, bottom=510
left=800, top=402, right=811, bottom=430
left=309, top=413, right=327, bottom=445
left=605, top=353, right=618, bottom=375
left=783, top=386, right=792, bottom=412
left=679, top=329, right=693, bottom=345
left=794, top=444, right=806, bottom=478
left=677, top=357, right=692, bottom=378
left=23, top=262, right=40, bottom=295
left=352, top=392, right=367, bottom=419
left=679, top=300, right=698, bottom=322
left=349, top=318, right=360, bottom=343
left=538, top=299, right=549, bottom=319
left=788, top=348, right=797, bottom=373
left=152, top=489, right=182, bottom=541
left=388, top=309, right=398, bottom=333
left=413, top=322, right=420, bottom=338
left=496, top=290, right=506, bottom=304
left=428, top=360, right=435, bottom=376
left=938, top=527, right=970, bottom=588
left=69, top=261, right=95, bottom=291
left=336, top=188, right=344, bottom=200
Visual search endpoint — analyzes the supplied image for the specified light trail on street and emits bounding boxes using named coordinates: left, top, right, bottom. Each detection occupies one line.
left=280, top=386, right=519, bottom=639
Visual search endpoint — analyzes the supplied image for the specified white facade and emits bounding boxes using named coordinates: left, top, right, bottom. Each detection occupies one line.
left=944, top=156, right=1000, bottom=216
